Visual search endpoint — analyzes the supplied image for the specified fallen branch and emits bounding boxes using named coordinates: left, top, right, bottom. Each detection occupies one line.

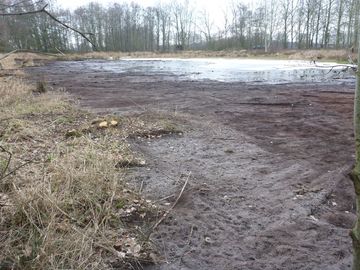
left=152, top=172, right=191, bottom=230
left=313, top=63, right=357, bottom=75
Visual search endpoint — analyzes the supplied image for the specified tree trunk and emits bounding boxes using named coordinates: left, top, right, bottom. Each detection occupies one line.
left=355, top=0, right=360, bottom=49
left=352, top=27, right=360, bottom=270
left=336, top=0, right=344, bottom=49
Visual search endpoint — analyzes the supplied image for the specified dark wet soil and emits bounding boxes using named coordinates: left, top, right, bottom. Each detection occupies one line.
left=28, top=61, right=356, bottom=270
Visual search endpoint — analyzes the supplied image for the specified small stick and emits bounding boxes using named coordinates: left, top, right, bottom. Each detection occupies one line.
left=212, top=137, right=236, bottom=141
left=1, top=159, right=32, bottom=180
left=152, top=172, right=191, bottom=230
left=139, top=179, right=144, bottom=193
left=55, top=47, right=65, bottom=56
left=187, top=225, right=194, bottom=245
left=154, top=194, right=175, bottom=203
left=0, top=49, right=18, bottom=61
left=0, top=145, right=12, bottom=179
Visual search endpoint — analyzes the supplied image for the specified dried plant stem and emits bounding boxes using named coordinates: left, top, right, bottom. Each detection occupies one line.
left=152, top=172, right=191, bottom=230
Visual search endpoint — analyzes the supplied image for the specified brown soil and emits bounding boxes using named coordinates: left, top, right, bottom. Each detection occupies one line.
left=28, top=61, right=356, bottom=270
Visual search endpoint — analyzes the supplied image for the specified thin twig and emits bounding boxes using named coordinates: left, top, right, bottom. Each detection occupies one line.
left=0, top=4, right=48, bottom=16
left=1, top=159, right=33, bottom=180
left=42, top=9, right=97, bottom=50
left=152, top=172, right=191, bottom=230
left=211, top=137, right=236, bottom=141
left=153, top=194, right=175, bottom=203
left=43, top=193, right=77, bottom=222
left=55, top=47, right=65, bottom=56
left=139, top=179, right=144, bottom=193
left=0, top=0, right=45, bottom=10
left=0, top=145, right=12, bottom=179
left=186, top=225, right=194, bottom=245
left=0, top=49, right=18, bottom=61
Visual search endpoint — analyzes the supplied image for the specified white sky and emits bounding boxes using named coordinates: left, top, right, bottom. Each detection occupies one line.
left=54, top=0, right=245, bottom=29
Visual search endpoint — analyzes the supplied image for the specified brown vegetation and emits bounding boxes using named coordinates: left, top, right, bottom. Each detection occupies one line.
left=0, top=50, right=354, bottom=67
left=0, top=57, right=182, bottom=269
left=56, top=49, right=356, bottom=62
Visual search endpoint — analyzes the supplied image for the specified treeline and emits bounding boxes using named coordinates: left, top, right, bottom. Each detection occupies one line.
left=0, top=0, right=359, bottom=52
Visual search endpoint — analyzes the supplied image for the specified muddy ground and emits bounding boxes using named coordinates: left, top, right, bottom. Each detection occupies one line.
left=29, top=61, right=356, bottom=270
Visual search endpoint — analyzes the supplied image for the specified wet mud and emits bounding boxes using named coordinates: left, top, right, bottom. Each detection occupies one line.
left=28, top=60, right=356, bottom=270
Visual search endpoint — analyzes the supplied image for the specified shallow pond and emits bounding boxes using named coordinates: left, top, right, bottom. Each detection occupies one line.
left=85, top=58, right=355, bottom=84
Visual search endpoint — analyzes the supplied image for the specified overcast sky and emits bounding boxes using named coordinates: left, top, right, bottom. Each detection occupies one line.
left=54, top=0, right=252, bottom=29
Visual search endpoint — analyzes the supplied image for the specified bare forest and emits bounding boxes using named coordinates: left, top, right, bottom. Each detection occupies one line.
left=1, top=0, right=359, bottom=52
left=2, top=0, right=360, bottom=269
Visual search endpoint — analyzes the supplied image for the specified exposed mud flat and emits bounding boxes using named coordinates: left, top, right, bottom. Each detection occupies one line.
left=28, top=60, right=357, bottom=270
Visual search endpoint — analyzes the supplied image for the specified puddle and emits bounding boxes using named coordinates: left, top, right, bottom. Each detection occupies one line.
left=81, top=58, right=355, bottom=84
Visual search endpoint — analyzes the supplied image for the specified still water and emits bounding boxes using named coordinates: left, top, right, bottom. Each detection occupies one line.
left=80, top=58, right=356, bottom=84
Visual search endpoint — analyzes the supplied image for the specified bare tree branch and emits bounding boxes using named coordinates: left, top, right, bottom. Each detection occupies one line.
left=0, top=0, right=42, bottom=8
left=42, top=8, right=97, bottom=50
left=0, top=0, right=45, bottom=12
left=0, top=4, right=47, bottom=16
left=0, top=4, right=97, bottom=50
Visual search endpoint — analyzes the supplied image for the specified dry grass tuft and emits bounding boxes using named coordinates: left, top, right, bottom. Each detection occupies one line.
left=0, top=52, right=54, bottom=70
left=35, top=80, right=48, bottom=93
left=0, top=77, right=163, bottom=269
left=287, top=49, right=356, bottom=62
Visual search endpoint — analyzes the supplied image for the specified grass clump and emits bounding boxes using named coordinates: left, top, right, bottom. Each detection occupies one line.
left=0, top=77, right=160, bottom=269
left=35, top=80, right=48, bottom=93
